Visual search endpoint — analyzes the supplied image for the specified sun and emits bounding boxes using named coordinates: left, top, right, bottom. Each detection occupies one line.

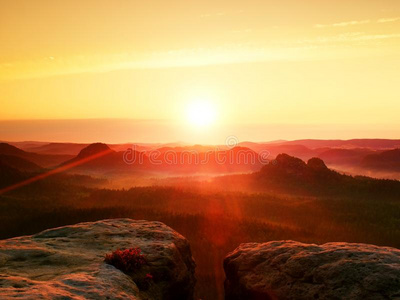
left=186, top=99, right=217, bottom=127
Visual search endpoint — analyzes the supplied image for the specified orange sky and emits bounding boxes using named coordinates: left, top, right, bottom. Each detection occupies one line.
left=1, top=0, right=400, bottom=143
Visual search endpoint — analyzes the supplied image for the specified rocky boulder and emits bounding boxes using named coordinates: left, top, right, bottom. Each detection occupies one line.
left=224, top=240, right=400, bottom=300
left=0, top=218, right=196, bottom=300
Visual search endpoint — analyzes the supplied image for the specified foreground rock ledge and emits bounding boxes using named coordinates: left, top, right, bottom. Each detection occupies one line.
left=224, top=240, right=400, bottom=300
left=0, top=219, right=196, bottom=300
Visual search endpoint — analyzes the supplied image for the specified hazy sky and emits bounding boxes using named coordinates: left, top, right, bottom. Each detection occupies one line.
left=1, top=0, right=400, bottom=143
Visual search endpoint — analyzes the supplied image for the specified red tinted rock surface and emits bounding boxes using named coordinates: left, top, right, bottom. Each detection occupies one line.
left=224, top=240, right=400, bottom=300
left=0, top=219, right=195, bottom=300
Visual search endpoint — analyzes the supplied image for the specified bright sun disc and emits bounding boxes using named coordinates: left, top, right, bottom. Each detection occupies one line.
left=186, top=99, right=217, bottom=127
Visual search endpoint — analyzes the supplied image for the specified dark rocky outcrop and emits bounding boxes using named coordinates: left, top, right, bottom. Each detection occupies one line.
left=59, top=143, right=149, bottom=172
left=0, top=219, right=196, bottom=300
left=307, top=157, right=328, bottom=171
left=224, top=240, right=400, bottom=300
left=259, top=154, right=332, bottom=178
left=253, top=154, right=346, bottom=194
left=74, top=143, right=114, bottom=159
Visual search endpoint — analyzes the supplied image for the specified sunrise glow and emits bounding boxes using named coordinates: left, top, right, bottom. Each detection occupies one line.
left=186, top=99, right=217, bottom=128
left=1, top=2, right=400, bottom=300
left=0, top=1, right=399, bottom=143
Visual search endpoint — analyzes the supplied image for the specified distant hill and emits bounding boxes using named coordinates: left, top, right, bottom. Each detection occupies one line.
left=0, top=154, right=43, bottom=172
left=239, top=141, right=395, bottom=170
left=59, top=143, right=265, bottom=174
left=361, top=149, right=400, bottom=172
left=59, top=143, right=149, bottom=173
left=24, top=142, right=157, bottom=156
left=74, top=143, right=112, bottom=159
left=214, top=153, right=400, bottom=196
left=0, top=162, right=27, bottom=188
left=0, top=143, right=27, bottom=157
left=25, top=143, right=89, bottom=155
left=253, top=154, right=344, bottom=193
left=4, top=141, right=49, bottom=150
left=239, top=143, right=375, bottom=167
left=156, top=145, right=216, bottom=154
left=251, top=144, right=320, bottom=160
left=280, top=139, right=400, bottom=150
left=0, top=148, right=108, bottom=193
left=154, top=146, right=264, bottom=173
left=5, top=139, right=400, bottom=176
left=0, top=143, right=73, bottom=168
left=108, top=143, right=156, bottom=153
left=317, top=148, right=376, bottom=166
left=60, top=143, right=119, bottom=169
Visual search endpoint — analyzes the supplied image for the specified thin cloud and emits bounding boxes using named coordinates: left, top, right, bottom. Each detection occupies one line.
left=0, top=46, right=286, bottom=80
left=354, top=33, right=400, bottom=41
left=316, top=33, right=400, bottom=42
left=377, top=17, right=400, bottom=23
left=2, top=32, right=400, bottom=81
left=200, top=12, right=226, bottom=18
left=295, top=32, right=400, bottom=44
left=200, top=10, right=243, bottom=18
left=316, top=17, right=400, bottom=28
left=231, top=29, right=253, bottom=34
left=315, top=20, right=370, bottom=28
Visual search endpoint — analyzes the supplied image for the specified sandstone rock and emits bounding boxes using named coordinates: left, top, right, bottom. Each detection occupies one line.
left=0, top=218, right=195, bottom=300
left=224, top=240, right=400, bottom=300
